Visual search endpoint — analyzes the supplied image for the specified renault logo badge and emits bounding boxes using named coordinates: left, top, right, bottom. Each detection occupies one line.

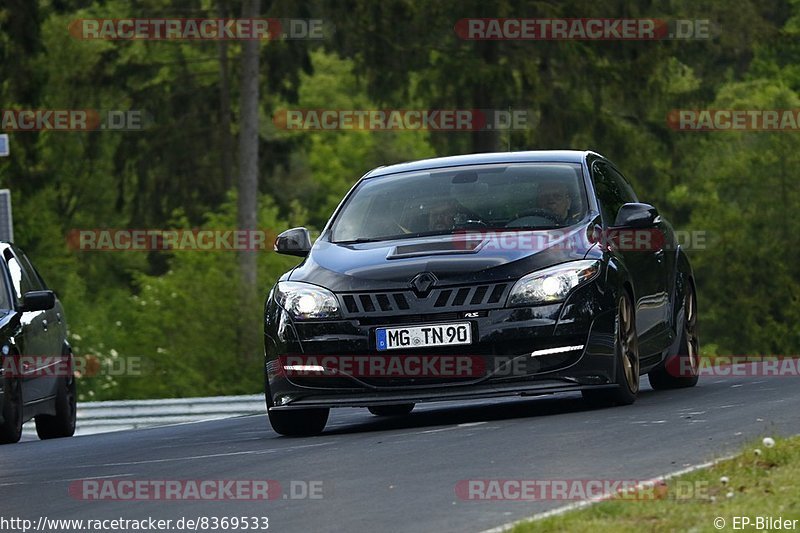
left=410, top=272, right=437, bottom=297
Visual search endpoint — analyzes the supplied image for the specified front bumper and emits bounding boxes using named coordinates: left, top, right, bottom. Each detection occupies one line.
left=264, top=281, right=618, bottom=409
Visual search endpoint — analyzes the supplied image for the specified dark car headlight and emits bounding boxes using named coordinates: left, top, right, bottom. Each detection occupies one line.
left=275, top=281, right=341, bottom=320
left=507, top=260, right=601, bottom=306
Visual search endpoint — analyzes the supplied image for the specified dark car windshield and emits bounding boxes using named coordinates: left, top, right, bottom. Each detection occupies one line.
left=331, top=163, right=588, bottom=243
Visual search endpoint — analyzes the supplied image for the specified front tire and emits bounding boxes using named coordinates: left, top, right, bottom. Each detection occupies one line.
left=368, top=404, right=415, bottom=416
left=268, top=408, right=329, bottom=437
left=649, top=281, right=699, bottom=389
left=35, top=374, right=77, bottom=440
left=0, top=377, right=23, bottom=444
left=583, top=291, right=639, bottom=406
left=264, top=380, right=328, bottom=436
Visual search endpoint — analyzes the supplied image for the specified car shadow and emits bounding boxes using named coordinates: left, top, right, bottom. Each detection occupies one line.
left=321, top=389, right=661, bottom=437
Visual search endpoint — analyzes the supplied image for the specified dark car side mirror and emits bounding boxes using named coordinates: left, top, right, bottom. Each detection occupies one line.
left=20, top=290, right=56, bottom=312
left=274, top=227, right=312, bottom=257
left=613, top=203, right=660, bottom=228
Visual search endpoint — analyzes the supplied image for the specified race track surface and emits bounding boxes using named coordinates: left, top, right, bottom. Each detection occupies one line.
left=2, top=373, right=796, bottom=533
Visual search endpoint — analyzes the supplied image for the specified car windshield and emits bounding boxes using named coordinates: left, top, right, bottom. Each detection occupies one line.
left=331, top=163, right=588, bottom=243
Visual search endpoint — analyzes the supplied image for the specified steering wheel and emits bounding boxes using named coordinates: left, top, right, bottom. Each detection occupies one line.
left=455, top=219, right=488, bottom=229
left=506, top=208, right=562, bottom=227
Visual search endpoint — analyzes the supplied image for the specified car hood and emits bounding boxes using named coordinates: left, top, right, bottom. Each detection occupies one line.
left=288, top=222, right=595, bottom=292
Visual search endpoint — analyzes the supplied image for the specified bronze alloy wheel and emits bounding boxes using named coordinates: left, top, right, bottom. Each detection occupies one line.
left=618, top=293, right=639, bottom=394
left=649, top=281, right=701, bottom=390
left=582, top=290, right=639, bottom=406
left=684, top=284, right=699, bottom=374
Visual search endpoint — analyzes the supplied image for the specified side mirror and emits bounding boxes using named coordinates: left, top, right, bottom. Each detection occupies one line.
left=613, top=203, right=660, bottom=228
left=20, top=290, right=56, bottom=312
left=274, top=227, right=312, bottom=257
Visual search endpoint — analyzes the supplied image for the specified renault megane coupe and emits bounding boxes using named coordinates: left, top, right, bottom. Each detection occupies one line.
left=263, top=151, right=699, bottom=436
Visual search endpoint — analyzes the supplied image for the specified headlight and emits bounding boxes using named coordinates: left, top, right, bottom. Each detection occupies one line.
left=275, top=281, right=341, bottom=320
left=507, top=260, right=600, bottom=306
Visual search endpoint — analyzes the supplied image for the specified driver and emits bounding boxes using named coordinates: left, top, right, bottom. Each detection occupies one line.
left=535, top=181, right=573, bottom=224
left=415, top=198, right=479, bottom=232
left=428, top=199, right=461, bottom=231
left=402, top=198, right=482, bottom=234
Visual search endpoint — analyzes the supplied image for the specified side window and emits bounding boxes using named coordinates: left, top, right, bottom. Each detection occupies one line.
left=591, top=162, right=638, bottom=225
left=607, top=165, right=638, bottom=205
left=3, top=250, right=37, bottom=301
left=0, top=269, right=12, bottom=310
left=18, top=252, right=46, bottom=290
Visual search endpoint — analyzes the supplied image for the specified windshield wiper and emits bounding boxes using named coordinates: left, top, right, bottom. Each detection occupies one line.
left=501, top=225, right=563, bottom=231
left=334, top=230, right=464, bottom=244
left=333, top=237, right=385, bottom=244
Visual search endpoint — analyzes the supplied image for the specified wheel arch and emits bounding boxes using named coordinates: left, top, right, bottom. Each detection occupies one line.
left=670, top=246, right=696, bottom=334
left=604, top=254, right=636, bottom=312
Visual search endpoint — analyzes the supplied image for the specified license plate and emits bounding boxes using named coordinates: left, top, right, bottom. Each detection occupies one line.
left=376, top=323, right=472, bottom=351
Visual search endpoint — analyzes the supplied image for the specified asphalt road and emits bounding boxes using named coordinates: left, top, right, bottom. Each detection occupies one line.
left=2, top=372, right=798, bottom=533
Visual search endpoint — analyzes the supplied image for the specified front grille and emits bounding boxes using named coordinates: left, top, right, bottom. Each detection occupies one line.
left=337, top=283, right=510, bottom=317
left=356, top=310, right=488, bottom=326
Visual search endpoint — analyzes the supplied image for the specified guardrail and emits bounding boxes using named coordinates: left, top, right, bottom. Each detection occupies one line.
left=23, top=394, right=265, bottom=436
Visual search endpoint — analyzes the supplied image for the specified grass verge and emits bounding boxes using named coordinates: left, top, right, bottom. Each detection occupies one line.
left=511, top=435, right=800, bottom=532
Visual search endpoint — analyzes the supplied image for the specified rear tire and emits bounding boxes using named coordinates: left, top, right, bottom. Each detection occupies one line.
left=0, top=377, right=23, bottom=444
left=368, top=404, right=415, bottom=416
left=649, top=282, right=699, bottom=390
left=35, top=374, right=77, bottom=440
left=583, top=291, right=639, bottom=406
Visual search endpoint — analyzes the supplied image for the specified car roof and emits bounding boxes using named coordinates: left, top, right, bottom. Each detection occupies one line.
left=363, top=150, right=600, bottom=179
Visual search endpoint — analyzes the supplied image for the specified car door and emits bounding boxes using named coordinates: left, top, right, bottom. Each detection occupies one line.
left=16, top=248, right=64, bottom=399
left=591, top=161, right=669, bottom=357
left=3, top=248, right=54, bottom=403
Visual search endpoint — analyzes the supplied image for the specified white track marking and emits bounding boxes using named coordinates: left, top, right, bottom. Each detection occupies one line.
left=479, top=454, right=736, bottom=533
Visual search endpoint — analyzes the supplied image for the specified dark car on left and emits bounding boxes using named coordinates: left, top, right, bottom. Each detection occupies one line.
left=0, top=243, right=75, bottom=444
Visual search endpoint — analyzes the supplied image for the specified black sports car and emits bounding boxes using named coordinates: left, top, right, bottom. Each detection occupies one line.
left=0, top=243, right=75, bottom=444
left=264, top=151, right=699, bottom=436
